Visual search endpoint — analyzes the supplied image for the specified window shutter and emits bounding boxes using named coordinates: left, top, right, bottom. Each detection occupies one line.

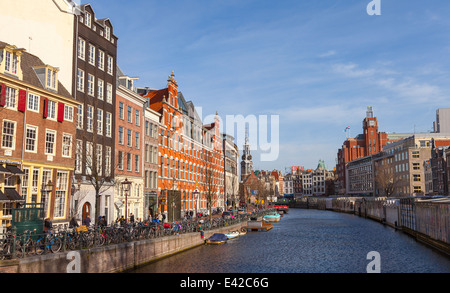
left=43, top=98, right=48, bottom=118
left=0, top=83, right=6, bottom=107
left=57, top=102, right=65, bottom=122
left=17, top=89, right=27, bottom=112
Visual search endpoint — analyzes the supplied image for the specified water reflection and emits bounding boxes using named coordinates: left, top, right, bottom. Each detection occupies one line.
left=130, top=209, right=450, bottom=273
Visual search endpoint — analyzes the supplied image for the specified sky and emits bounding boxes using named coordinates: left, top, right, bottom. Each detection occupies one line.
left=86, top=0, right=450, bottom=173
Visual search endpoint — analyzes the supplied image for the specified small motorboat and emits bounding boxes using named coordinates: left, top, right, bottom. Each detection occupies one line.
left=205, top=233, right=227, bottom=245
left=225, top=231, right=240, bottom=239
left=263, top=213, right=281, bottom=222
left=239, top=228, right=247, bottom=236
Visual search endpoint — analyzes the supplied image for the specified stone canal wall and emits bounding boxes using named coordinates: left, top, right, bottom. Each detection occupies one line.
left=0, top=222, right=245, bottom=273
left=293, top=196, right=450, bottom=256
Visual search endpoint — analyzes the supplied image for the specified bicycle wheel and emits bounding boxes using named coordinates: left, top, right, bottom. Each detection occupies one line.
left=50, top=237, right=63, bottom=253
left=35, top=239, right=46, bottom=255
left=15, top=240, right=24, bottom=258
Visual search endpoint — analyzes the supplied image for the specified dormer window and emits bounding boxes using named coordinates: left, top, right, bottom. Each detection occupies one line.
left=46, top=68, right=57, bottom=90
left=105, top=26, right=111, bottom=40
left=85, top=12, right=92, bottom=28
left=1, top=46, right=24, bottom=78
left=34, top=65, right=59, bottom=92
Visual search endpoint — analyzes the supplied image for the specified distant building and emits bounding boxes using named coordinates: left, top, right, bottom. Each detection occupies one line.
left=223, top=134, right=239, bottom=209
left=433, top=108, right=450, bottom=134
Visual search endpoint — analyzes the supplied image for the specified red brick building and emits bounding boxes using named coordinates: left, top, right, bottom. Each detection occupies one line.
left=336, top=107, right=390, bottom=194
left=142, top=72, right=224, bottom=221
left=0, top=42, right=80, bottom=229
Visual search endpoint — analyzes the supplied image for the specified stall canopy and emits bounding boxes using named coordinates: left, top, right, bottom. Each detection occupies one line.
left=0, top=188, right=25, bottom=203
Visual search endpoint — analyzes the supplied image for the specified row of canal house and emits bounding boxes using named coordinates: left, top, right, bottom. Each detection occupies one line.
left=0, top=1, right=230, bottom=231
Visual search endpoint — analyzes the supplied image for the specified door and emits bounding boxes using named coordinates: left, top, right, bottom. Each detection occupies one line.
left=82, top=202, right=91, bottom=223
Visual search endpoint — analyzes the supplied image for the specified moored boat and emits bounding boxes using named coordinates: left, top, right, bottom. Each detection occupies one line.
left=238, top=228, right=247, bottom=236
left=205, top=233, right=227, bottom=245
left=225, top=231, right=240, bottom=239
left=263, top=213, right=281, bottom=222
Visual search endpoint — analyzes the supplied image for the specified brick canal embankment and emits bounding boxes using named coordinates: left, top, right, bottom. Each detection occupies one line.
left=0, top=222, right=246, bottom=273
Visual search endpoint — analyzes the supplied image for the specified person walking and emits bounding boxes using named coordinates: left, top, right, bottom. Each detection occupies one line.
left=83, top=214, right=91, bottom=227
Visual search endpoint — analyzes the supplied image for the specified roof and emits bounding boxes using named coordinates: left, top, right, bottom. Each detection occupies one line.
left=0, top=41, right=72, bottom=100
left=142, top=87, right=169, bottom=114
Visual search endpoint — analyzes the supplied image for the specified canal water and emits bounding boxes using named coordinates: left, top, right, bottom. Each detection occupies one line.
left=130, top=209, right=450, bottom=273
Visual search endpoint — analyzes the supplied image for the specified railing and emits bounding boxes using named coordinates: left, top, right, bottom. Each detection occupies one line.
left=0, top=208, right=276, bottom=260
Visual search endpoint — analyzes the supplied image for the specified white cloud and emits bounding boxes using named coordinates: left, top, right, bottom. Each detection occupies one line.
left=318, top=50, right=337, bottom=58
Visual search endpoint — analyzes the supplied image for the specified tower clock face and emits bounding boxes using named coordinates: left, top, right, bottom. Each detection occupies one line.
left=368, top=120, right=375, bottom=127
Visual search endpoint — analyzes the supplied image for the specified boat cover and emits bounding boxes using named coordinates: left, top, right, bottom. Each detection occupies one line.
left=207, top=233, right=227, bottom=242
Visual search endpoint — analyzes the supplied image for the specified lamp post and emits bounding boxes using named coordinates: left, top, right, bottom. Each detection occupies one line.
left=121, top=178, right=132, bottom=221
left=193, top=189, right=199, bottom=218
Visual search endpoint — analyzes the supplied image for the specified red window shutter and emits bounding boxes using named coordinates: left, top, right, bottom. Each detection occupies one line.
left=0, top=83, right=6, bottom=107
left=57, top=102, right=65, bottom=122
left=43, top=98, right=48, bottom=118
left=17, top=89, right=27, bottom=112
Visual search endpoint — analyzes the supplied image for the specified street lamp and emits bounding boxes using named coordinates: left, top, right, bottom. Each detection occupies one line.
left=121, top=178, right=132, bottom=221
left=193, top=189, right=199, bottom=218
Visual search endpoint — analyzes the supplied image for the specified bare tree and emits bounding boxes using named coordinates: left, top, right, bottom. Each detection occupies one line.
left=374, top=159, right=404, bottom=197
left=204, top=150, right=220, bottom=222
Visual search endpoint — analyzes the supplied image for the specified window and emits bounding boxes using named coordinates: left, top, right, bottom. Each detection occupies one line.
left=105, top=26, right=111, bottom=40
left=76, top=105, right=83, bottom=129
left=78, top=38, right=85, bottom=60
left=127, top=106, right=132, bottom=123
left=413, top=186, right=422, bottom=193
left=98, top=50, right=105, bottom=70
left=105, top=146, right=111, bottom=177
left=105, top=112, right=112, bottom=137
left=97, top=79, right=104, bottom=100
left=118, top=151, right=123, bottom=170
left=62, top=134, right=72, bottom=157
left=47, top=100, right=56, bottom=120
left=86, top=105, right=93, bottom=132
left=31, top=169, right=39, bottom=194
left=85, top=12, right=91, bottom=28
left=107, top=55, right=113, bottom=75
left=106, top=83, right=112, bottom=104
left=127, top=153, right=132, bottom=171
left=413, top=163, right=420, bottom=170
left=119, top=102, right=124, bottom=119
left=45, top=130, right=56, bottom=155
left=21, top=167, right=30, bottom=199
left=25, top=125, right=38, bottom=152
left=46, top=68, right=57, bottom=90
left=127, top=129, right=132, bottom=147
left=41, top=169, right=52, bottom=217
left=135, top=132, right=140, bottom=149
left=5, top=87, right=16, bottom=109
left=97, top=108, right=103, bottom=135
left=118, top=126, right=124, bottom=144
left=2, top=120, right=16, bottom=149
left=75, top=140, right=83, bottom=174
left=412, top=151, right=420, bottom=159
left=87, top=74, right=94, bottom=96
left=96, top=144, right=102, bottom=176
left=64, top=105, right=73, bottom=121
left=413, top=174, right=421, bottom=182
left=135, top=110, right=140, bottom=126
left=54, top=171, right=68, bottom=218
left=85, top=142, right=93, bottom=175
left=28, top=93, right=40, bottom=112
left=77, top=69, right=84, bottom=92
left=88, top=44, right=95, bottom=65
left=135, top=155, right=139, bottom=172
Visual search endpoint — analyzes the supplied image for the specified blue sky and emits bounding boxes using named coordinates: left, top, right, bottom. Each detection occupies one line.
left=87, top=0, right=450, bottom=173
